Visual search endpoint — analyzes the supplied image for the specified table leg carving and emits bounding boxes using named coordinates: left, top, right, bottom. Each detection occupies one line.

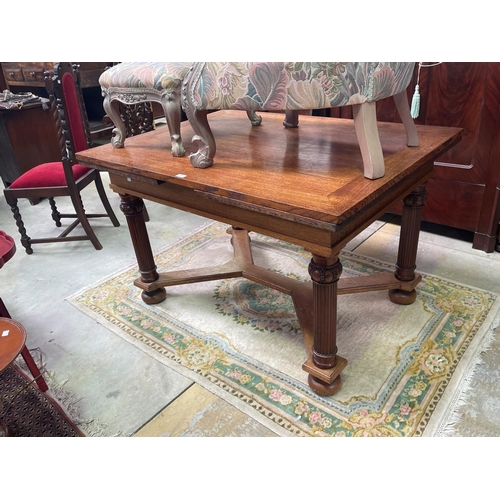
left=303, top=253, right=347, bottom=396
left=119, top=194, right=166, bottom=304
left=389, top=184, right=427, bottom=305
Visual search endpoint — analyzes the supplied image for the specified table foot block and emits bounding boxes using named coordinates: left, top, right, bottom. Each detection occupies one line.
left=302, top=355, right=347, bottom=395
left=141, top=287, right=167, bottom=305
left=388, top=288, right=417, bottom=305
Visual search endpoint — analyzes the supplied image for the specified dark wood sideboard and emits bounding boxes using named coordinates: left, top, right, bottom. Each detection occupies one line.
left=1, top=62, right=113, bottom=139
left=0, top=62, right=113, bottom=187
left=325, top=62, right=500, bottom=253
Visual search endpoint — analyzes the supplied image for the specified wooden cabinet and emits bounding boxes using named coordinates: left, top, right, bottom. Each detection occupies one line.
left=326, top=63, right=500, bottom=252
left=1, top=62, right=113, bottom=139
left=0, top=100, right=61, bottom=187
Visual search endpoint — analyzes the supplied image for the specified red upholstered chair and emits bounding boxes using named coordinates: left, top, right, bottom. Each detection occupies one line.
left=3, top=62, right=120, bottom=255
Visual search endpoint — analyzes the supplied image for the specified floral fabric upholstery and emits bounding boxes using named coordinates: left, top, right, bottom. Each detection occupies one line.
left=99, top=62, right=193, bottom=92
left=190, top=62, right=415, bottom=111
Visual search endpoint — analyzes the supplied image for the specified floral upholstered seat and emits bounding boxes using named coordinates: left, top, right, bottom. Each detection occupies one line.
left=182, top=62, right=419, bottom=179
left=99, top=62, right=193, bottom=156
left=99, top=62, right=263, bottom=158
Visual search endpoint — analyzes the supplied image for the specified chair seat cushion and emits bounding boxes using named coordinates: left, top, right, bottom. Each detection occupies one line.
left=8, top=162, right=92, bottom=189
left=99, top=62, right=193, bottom=92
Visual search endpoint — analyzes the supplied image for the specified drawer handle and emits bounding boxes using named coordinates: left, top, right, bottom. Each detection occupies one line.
left=9, top=72, right=14, bottom=77
left=31, top=72, right=36, bottom=77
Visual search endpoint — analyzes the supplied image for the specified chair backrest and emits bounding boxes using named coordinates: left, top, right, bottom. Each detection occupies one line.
left=44, top=62, right=92, bottom=162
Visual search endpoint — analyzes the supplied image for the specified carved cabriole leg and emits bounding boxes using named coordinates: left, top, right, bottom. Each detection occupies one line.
left=352, top=101, right=385, bottom=180
left=283, top=110, right=299, bottom=128
left=302, top=253, right=347, bottom=396
left=246, top=110, right=262, bottom=126
left=102, top=93, right=126, bottom=148
left=389, top=184, right=427, bottom=305
left=160, top=92, right=185, bottom=157
left=188, top=109, right=216, bottom=169
left=393, top=90, right=419, bottom=147
left=119, top=194, right=166, bottom=304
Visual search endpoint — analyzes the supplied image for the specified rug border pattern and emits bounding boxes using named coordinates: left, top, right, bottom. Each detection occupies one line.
left=67, top=222, right=500, bottom=437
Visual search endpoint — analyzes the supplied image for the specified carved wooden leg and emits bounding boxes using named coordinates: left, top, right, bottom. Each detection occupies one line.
left=393, top=90, right=419, bottom=147
left=246, top=110, right=262, bottom=126
left=302, top=253, right=347, bottom=396
left=353, top=101, right=385, bottom=179
left=8, top=201, right=32, bottom=255
left=187, top=109, right=216, bottom=169
left=94, top=173, right=120, bottom=227
left=70, top=193, right=102, bottom=250
left=283, top=110, right=299, bottom=128
left=119, top=194, right=166, bottom=304
left=48, top=197, right=62, bottom=227
left=102, top=94, right=126, bottom=148
left=389, top=184, right=427, bottom=305
left=160, top=94, right=185, bottom=157
left=20, top=346, right=48, bottom=392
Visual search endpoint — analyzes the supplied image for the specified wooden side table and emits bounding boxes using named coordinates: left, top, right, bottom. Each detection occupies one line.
left=0, top=317, right=48, bottom=392
left=0, top=317, right=48, bottom=437
left=0, top=231, right=48, bottom=392
left=0, top=318, right=26, bottom=372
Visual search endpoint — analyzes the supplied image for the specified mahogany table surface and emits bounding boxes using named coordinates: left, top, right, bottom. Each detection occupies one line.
left=0, top=318, right=26, bottom=372
left=76, top=111, right=461, bottom=255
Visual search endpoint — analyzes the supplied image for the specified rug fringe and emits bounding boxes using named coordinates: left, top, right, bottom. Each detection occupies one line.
left=433, top=316, right=499, bottom=436
left=14, top=348, right=122, bottom=437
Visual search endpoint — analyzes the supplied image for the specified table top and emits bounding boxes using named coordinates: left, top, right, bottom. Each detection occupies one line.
left=77, top=111, right=461, bottom=227
left=0, top=318, right=26, bottom=372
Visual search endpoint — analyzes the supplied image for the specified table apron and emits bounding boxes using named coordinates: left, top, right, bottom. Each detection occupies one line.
left=109, top=164, right=433, bottom=257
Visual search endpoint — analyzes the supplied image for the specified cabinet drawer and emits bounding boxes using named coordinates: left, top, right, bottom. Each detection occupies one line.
left=22, top=67, right=48, bottom=83
left=4, top=68, right=24, bottom=83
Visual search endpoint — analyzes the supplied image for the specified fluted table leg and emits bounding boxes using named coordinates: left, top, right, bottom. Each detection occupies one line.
left=119, top=194, right=166, bottom=304
left=303, top=253, right=347, bottom=396
left=389, top=184, right=427, bottom=305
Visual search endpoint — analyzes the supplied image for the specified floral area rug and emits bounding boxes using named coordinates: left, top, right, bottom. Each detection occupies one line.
left=67, top=221, right=500, bottom=437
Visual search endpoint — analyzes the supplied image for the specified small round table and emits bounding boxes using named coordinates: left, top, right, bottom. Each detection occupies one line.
left=0, top=230, right=48, bottom=392
left=0, top=318, right=26, bottom=372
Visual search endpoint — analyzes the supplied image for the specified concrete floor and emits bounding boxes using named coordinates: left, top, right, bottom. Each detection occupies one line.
left=1, top=166, right=500, bottom=437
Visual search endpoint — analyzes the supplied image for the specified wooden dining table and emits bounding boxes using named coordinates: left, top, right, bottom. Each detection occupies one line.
left=76, top=110, right=461, bottom=396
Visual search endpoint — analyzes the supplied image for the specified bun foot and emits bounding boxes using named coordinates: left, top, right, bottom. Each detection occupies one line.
left=389, top=288, right=417, bottom=305
left=141, top=287, right=167, bottom=305
left=308, top=374, right=342, bottom=396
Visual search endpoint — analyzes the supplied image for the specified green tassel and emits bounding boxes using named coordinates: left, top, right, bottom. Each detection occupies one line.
left=410, top=84, right=420, bottom=119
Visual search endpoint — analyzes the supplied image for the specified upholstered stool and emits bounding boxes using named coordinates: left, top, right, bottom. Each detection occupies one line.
left=100, top=62, right=265, bottom=158
left=99, top=62, right=194, bottom=156
left=182, top=62, right=420, bottom=179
